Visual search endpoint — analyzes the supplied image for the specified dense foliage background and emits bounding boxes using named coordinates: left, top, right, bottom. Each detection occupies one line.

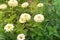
left=0, top=0, right=60, bottom=40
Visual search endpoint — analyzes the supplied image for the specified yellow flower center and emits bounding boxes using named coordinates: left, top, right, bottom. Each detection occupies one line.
left=7, top=26, right=11, bottom=29
left=20, top=36, right=23, bottom=39
left=38, top=16, right=40, bottom=19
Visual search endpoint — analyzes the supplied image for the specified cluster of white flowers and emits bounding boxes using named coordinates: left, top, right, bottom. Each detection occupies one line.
left=19, top=13, right=31, bottom=23
left=17, top=34, right=25, bottom=40
left=4, top=14, right=44, bottom=39
left=19, top=13, right=44, bottom=23
left=0, top=0, right=44, bottom=9
left=2, top=0, right=44, bottom=40
left=4, top=14, right=44, bottom=31
left=21, top=2, right=44, bottom=8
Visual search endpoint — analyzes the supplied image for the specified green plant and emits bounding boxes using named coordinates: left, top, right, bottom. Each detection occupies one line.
left=0, top=0, right=60, bottom=40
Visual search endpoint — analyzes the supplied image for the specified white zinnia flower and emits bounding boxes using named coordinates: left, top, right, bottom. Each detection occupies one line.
left=37, top=3, right=44, bottom=7
left=21, top=2, right=29, bottom=8
left=20, top=13, right=31, bottom=21
left=19, top=17, right=26, bottom=23
left=19, top=13, right=31, bottom=23
left=8, top=0, right=18, bottom=7
left=17, top=34, right=25, bottom=40
left=34, top=14, right=44, bottom=22
left=0, top=4, right=7, bottom=10
left=4, top=24, right=14, bottom=32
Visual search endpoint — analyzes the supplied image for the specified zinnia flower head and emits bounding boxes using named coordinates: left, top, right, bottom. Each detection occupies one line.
left=17, top=34, right=25, bottom=40
left=19, top=13, right=31, bottom=23
left=21, top=2, right=29, bottom=8
left=0, top=4, right=7, bottom=10
left=20, top=13, right=31, bottom=21
left=8, top=0, right=18, bottom=7
left=37, top=3, right=44, bottom=7
left=34, top=14, right=44, bottom=22
left=4, top=24, right=14, bottom=32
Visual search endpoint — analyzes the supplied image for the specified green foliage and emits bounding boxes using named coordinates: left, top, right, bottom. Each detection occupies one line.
left=0, top=0, right=60, bottom=40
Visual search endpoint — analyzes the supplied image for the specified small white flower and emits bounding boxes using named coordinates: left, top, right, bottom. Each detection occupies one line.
left=34, top=14, right=44, bottom=22
left=21, top=2, right=29, bottom=8
left=37, top=3, right=44, bottom=7
left=19, top=17, right=26, bottom=23
left=17, top=34, right=25, bottom=40
left=4, top=24, right=14, bottom=32
left=8, top=0, right=18, bottom=7
left=0, top=4, right=7, bottom=10
left=20, top=13, right=31, bottom=21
